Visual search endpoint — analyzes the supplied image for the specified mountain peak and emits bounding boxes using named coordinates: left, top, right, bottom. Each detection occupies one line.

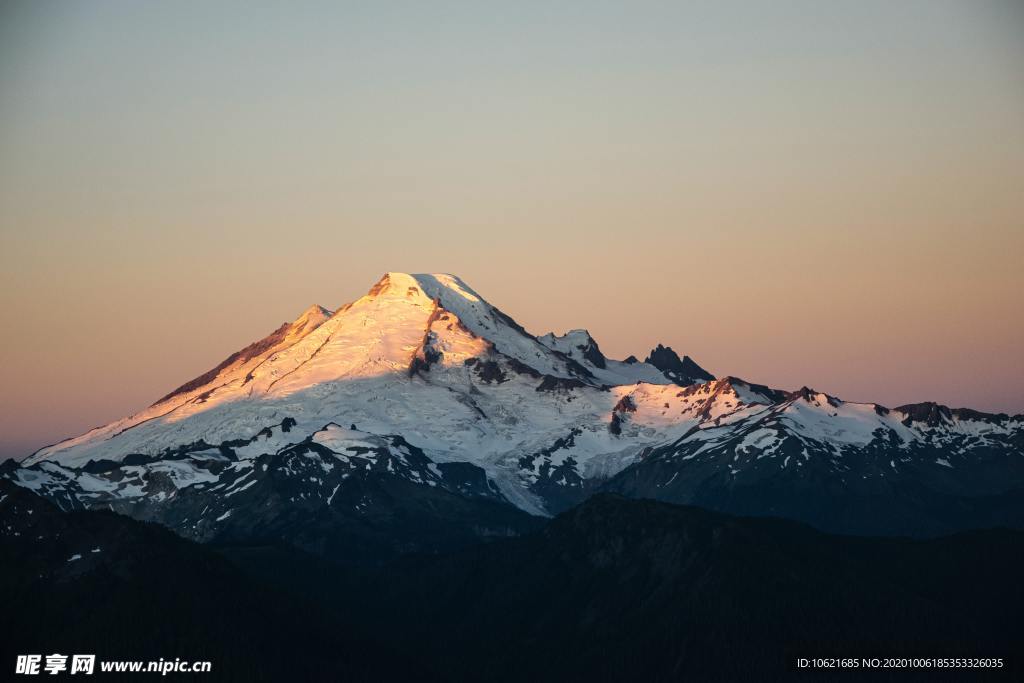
left=537, top=329, right=606, bottom=369
left=891, top=401, right=1013, bottom=427
left=362, top=274, right=493, bottom=325
left=366, top=272, right=426, bottom=299
left=293, top=304, right=333, bottom=331
left=299, top=303, right=332, bottom=317
left=644, top=344, right=715, bottom=385
left=788, top=386, right=841, bottom=408
left=13, top=269, right=1024, bottom=540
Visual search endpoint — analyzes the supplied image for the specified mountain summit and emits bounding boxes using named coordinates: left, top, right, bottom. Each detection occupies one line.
left=644, top=344, right=715, bottom=385
left=22, top=273, right=701, bottom=473
left=6, top=272, right=1023, bottom=552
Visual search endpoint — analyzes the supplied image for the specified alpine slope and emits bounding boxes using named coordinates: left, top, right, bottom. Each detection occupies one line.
left=5, top=273, right=1022, bottom=554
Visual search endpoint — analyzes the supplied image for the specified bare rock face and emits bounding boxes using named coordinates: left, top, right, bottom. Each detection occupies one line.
left=644, top=343, right=715, bottom=385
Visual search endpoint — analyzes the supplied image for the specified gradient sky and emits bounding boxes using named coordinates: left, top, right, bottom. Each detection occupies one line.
left=1, top=1, right=1022, bottom=460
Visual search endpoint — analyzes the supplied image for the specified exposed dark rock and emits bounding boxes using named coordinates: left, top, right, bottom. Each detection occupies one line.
left=609, top=413, right=623, bottom=436
left=561, top=355, right=596, bottom=381
left=366, top=273, right=392, bottom=297
left=408, top=355, right=430, bottom=377
left=716, top=376, right=789, bottom=404
left=503, top=356, right=543, bottom=378
left=564, top=331, right=607, bottom=369
left=949, top=407, right=1008, bottom=422
left=580, top=343, right=606, bottom=368
left=435, top=462, right=505, bottom=500
left=895, top=401, right=952, bottom=427
left=516, top=429, right=590, bottom=513
left=645, top=344, right=714, bottom=385
left=895, top=402, right=1008, bottom=428
left=788, top=386, right=841, bottom=408
left=81, top=458, right=134, bottom=474
left=613, top=395, right=637, bottom=413
left=475, top=360, right=507, bottom=384
left=409, top=339, right=443, bottom=377
left=149, top=440, right=216, bottom=461
left=491, top=306, right=535, bottom=339
left=536, top=376, right=588, bottom=393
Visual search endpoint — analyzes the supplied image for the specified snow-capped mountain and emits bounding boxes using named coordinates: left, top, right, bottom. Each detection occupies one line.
left=4, top=272, right=1022, bottom=550
left=604, top=383, right=1024, bottom=535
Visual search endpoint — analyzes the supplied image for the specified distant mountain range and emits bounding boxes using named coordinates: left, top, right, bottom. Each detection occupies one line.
left=4, top=480, right=1021, bottom=681
left=4, top=272, right=1022, bottom=562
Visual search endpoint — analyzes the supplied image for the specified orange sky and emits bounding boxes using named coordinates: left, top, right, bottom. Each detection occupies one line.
left=1, top=1, right=1022, bottom=459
